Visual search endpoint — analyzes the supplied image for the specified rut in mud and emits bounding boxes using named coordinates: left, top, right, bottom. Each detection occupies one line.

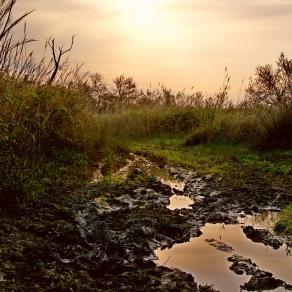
left=1, top=155, right=291, bottom=291
left=74, top=156, right=292, bottom=291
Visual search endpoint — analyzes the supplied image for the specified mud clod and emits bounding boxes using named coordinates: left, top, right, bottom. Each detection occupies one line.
left=228, top=254, right=292, bottom=291
left=205, top=239, right=234, bottom=253
left=242, top=225, right=284, bottom=249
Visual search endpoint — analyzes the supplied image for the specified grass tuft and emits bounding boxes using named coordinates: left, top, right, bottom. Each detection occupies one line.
left=274, top=205, right=292, bottom=235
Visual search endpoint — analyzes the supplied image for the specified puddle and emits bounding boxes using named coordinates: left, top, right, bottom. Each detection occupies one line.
left=155, top=214, right=292, bottom=291
left=269, top=288, right=290, bottom=292
left=161, top=176, right=194, bottom=210
left=168, top=195, right=194, bottom=210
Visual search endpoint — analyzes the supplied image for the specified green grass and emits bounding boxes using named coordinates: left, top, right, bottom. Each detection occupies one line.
left=1, top=77, right=292, bottom=208
left=0, top=148, right=90, bottom=208
left=274, top=205, right=292, bottom=236
left=0, top=77, right=102, bottom=207
left=242, top=151, right=292, bottom=175
left=131, top=138, right=236, bottom=174
left=129, top=136, right=292, bottom=176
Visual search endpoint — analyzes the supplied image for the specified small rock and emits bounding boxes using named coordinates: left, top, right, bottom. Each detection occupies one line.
left=207, top=213, right=234, bottom=224
left=60, top=259, right=74, bottom=264
left=205, top=238, right=234, bottom=253
left=251, top=205, right=259, bottom=213
left=3, top=263, right=14, bottom=271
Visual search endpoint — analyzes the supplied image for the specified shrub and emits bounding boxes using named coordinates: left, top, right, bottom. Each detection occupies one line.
left=274, top=205, right=292, bottom=235
left=0, top=78, right=101, bottom=206
left=185, top=125, right=216, bottom=145
left=246, top=53, right=292, bottom=106
left=255, top=106, right=292, bottom=150
left=184, top=109, right=259, bottom=146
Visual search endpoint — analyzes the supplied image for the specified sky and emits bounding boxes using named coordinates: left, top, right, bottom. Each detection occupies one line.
left=14, top=0, right=292, bottom=97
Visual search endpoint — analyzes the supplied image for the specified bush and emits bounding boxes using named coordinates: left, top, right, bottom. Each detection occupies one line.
left=98, top=107, right=202, bottom=141
left=0, top=78, right=100, bottom=206
left=185, top=125, right=216, bottom=145
left=274, top=205, right=292, bottom=235
left=184, top=106, right=292, bottom=150
left=184, top=109, right=260, bottom=146
left=255, top=106, right=292, bottom=150
left=246, top=53, right=292, bottom=106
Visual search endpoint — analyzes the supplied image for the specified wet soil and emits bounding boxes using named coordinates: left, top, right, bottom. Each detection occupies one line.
left=0, top=156, right=291, bottom=291
left=155, top=221, right=291, bottom=291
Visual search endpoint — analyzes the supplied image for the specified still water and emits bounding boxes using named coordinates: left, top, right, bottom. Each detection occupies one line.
left=168, top=195, right=194, bottom=210
left=155, top=215, right=292, bottom=292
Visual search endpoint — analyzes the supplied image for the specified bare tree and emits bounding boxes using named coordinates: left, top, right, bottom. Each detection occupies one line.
left=246, top=53, right=292, bottom=105
left=113, top=74, right=137, bottom=108
left=86, top=73, right=111, bottom=111
left=47, top=35, right=75, bottom=85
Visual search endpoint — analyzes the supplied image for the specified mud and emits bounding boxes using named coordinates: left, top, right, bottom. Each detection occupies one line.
left=242, top=225, right=284, bottom=249
left=205, top=238, right=234, bottom=253
left=0, top=157, right=291, bottom=291
left=228, top=255, right=292, bottom=291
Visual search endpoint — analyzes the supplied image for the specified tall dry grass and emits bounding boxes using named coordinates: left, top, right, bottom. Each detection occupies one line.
left=1, top=0, right=291, bottom=207
left=0, top=77, right=101, bottom=206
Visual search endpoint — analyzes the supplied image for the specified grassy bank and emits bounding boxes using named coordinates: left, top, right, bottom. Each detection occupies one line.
left=99, top=107, right=292, bottom=235
left=1, top=84, right=292, bottom=208
left=0, top=77, right=101, bottom=207
left=97, top=106, right=292, bottom=150
left=275, top=205, right=292, bottom=236
left=129, top=137, right=292, bottom=176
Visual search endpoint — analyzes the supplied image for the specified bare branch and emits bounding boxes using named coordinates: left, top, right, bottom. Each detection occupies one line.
left=47, top=35, right=75, bottom=85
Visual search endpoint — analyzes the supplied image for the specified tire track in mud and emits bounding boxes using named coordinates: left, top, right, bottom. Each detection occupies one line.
left=75, top=159, right=291, bottom=291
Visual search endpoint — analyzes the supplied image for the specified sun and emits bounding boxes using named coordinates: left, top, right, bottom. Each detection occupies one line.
left=117, top=0, right=160, bottom=24
left=119, top=0, right=157, bottom=12
left=114, top=0, right=179, bottom=42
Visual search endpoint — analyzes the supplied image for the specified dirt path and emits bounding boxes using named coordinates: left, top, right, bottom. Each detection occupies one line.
left=0, top=158, right=291, bottom=291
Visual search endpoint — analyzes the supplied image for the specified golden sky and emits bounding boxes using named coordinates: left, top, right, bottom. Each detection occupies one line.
left=15, top=0, right=292, bottom=96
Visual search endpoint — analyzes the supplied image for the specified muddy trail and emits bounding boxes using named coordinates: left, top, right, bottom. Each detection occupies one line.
left=0, top=155, right=291, bottom=291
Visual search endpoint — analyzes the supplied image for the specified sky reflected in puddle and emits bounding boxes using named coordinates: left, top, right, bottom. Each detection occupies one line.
left=167, top=195, right=194, bottom=210
left=155, top=216, right=292, bottom=292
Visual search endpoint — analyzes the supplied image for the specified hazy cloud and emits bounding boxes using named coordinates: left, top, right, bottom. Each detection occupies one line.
left=13, top=0, right=292, bottom=94
left=167, top=0, right=292, bottom=20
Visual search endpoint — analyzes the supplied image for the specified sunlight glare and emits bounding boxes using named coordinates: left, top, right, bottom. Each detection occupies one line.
left=120, top=0, right=157, bottom=18
left=117, top=0, right=161, bottom=26
left=115, top=0, right=180, bottom=42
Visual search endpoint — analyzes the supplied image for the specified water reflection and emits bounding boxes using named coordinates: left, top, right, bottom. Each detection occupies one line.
left=155, top=216, right=292, bottom=291
left=167, top=195, right=194, bottom=210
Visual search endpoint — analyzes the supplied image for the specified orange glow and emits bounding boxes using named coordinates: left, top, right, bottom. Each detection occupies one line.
left=14, top=0, right=292, bottom=97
